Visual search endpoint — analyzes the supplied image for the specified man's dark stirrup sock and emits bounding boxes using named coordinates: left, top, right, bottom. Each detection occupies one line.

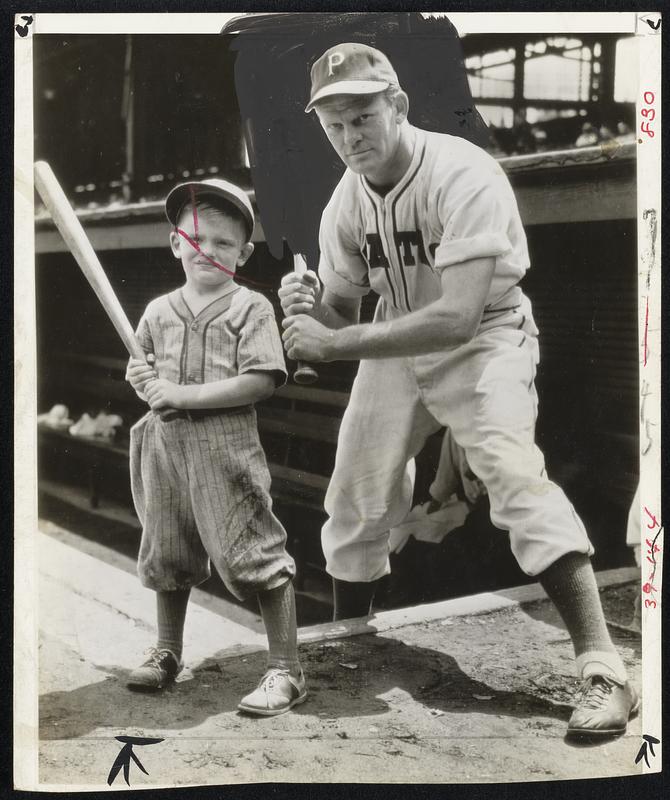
left=538, top=552, right=616, bottom=658
left=332, top=578, right=378, bottom=621
left=538, top=552, right=626, bottom=681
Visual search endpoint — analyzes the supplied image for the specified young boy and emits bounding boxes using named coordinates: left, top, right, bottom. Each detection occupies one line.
left=125, top=178, right=306, bottom=716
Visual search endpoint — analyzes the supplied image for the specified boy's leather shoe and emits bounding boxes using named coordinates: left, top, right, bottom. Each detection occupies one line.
left=238, top=668, right=307, bottom=716
left=127, top=647, right=182, bottom=690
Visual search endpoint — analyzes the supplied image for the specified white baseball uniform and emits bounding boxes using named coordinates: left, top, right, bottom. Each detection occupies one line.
left=318, top=126, right=593, bottom=581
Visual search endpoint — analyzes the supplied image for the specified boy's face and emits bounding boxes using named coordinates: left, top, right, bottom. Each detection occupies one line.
left=169, top=204, right=254, bottom=290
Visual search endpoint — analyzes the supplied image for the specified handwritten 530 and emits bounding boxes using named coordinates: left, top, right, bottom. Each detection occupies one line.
left=640, top=92, right=656, bottom=139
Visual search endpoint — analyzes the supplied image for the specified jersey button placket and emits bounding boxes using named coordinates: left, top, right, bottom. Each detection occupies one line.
left=185, top=317, right=203, bottom=386
left=384, top=198, right=403, bottom=311
left=379, top=198, right=399, bottom=311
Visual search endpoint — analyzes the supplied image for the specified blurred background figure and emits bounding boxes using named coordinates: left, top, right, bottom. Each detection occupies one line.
left=575, top=122, right=600, bottom=147
left=616, top=121, right=636, bottom=143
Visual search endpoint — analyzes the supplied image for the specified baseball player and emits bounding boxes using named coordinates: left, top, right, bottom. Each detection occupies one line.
left=124, top=178, right=306, bottom=715
left=279, top=43, right=637, bottom=738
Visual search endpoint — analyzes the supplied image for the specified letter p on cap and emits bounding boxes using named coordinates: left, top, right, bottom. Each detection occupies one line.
left=328, top=52, right=345, bottom=76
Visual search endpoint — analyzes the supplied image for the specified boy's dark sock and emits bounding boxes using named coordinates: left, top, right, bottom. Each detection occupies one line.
left=156, top=588, right=191, bottom=660
left=332, top=578, right=378, bottom=621
left=538, top=552, right=626, bottom=681
left=258, top=580, right=299, bottom=675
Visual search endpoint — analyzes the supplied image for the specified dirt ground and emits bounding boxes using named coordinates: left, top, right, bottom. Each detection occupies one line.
left=37, top=582, right=643, bottom=788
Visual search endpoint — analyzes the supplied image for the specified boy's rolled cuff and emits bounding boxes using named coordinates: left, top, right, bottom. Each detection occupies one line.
left=139, top=556, right=296, bottom=602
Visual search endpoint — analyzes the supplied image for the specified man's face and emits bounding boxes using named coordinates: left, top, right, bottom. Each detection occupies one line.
left=315, top=93, right=405, bottom=182
left=170, top=204, right=253, bottom=289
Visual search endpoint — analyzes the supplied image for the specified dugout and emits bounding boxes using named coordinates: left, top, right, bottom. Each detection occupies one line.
left=33, top=18, right=639, bottom=619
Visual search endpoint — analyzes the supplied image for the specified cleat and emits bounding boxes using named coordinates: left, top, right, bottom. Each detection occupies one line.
left=567, top=674, right=639, bottom=739
left=127, top=647, right=182, bottom=691
left=238, top=668, right=307, bottom=716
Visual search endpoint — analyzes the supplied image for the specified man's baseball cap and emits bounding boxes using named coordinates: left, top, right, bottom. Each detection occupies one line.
left=305, top=43, right=399, bottom=112
left=165, top=178, right=255, bottom=240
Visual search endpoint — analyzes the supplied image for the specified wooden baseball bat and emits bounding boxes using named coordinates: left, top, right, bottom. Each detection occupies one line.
left=292, top=253, right=318, bottom=385
left=34, top=161, right=146, bottom=361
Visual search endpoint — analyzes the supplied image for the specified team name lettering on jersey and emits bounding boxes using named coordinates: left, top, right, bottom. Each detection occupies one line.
left=395, top=231, right=428, bottom=266
left=365, top=231, right=437, bottom=269
left=365, top=233, right=390, bottom=269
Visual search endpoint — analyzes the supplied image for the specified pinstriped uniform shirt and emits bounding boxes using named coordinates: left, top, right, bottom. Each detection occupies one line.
left=135, top=284, right=287, bottom=389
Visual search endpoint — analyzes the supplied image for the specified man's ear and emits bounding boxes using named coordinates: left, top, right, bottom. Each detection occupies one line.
left=394, top=91, right=409, bottom=124
left=169, top=229, right=182, bottom=258
left=237, top=242, right=255, bottom=267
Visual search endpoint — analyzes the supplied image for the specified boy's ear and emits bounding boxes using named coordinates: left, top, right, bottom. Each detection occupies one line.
left=236, top=242, right=254, bottom=267
left=169, top=229, right=182, bottom=258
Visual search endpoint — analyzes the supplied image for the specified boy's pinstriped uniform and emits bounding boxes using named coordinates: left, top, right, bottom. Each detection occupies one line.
left=129, top=283, right=296, bottom=599
left=125, top=178, right=305, bottom=713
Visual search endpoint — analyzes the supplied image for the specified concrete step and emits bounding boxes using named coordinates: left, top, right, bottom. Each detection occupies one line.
left=38, top=526, right=266, bottom=677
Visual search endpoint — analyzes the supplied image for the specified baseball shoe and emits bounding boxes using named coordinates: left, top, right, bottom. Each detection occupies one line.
left=237, top=667, right=307, bottom=716
left=567, top=674, right=639, bottom=739
left=127, top=647, right=183, bottom=690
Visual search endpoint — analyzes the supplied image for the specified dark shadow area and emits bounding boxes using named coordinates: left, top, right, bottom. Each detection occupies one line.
left=380, top=497, right=529, bottom=610
left=225, top=11, right=488, bottom=266
left=39, top=633, right=574, bottom=742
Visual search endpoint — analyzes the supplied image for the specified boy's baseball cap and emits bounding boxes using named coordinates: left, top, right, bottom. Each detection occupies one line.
left=165, top=178, right=255, bottom=240
left=305, top=43, right=399, bottom=112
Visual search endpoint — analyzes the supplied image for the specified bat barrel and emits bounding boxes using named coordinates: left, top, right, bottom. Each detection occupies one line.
left=34, top=161, right=146, bottom=361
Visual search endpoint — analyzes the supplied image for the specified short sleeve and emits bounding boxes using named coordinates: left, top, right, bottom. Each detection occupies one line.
left=126, top=308, right=156, bottom=398
left=317, top=183, right=371, bottom=299
left=134, top=312, right=155, bottom=355
left=434, top=167, right=513, bottom=272
left=237, top=312, right=288, bottom=388
left=127, top=309, right=155, bottom=377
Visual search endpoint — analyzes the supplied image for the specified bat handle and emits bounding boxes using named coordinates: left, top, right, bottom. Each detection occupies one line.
left=292, top=254, right=319, bottom=385
left=294, top=362, right=318, bottom=385
left=142, top=355, right=178, bottom=420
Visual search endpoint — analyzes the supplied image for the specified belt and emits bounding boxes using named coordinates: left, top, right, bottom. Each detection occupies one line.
left=158, top=406, right=251, bottom=422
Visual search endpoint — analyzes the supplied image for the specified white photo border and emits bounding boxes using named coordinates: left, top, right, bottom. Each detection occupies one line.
left=13, top=9, right=663, bottom=790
